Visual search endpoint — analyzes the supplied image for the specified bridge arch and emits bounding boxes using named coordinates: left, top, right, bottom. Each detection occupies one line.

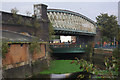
left=47, top=9, right=96, bottom=36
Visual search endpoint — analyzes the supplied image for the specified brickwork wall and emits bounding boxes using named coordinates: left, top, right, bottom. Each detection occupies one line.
left=2, top=43, right=46, bottom=66
left=33, top=44, right=46, bottom=60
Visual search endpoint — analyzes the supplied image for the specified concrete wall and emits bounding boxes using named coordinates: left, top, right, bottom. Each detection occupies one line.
left=76, top=35, right=94, bottom=44
left=94, top=27, right=101, bottom=43
left=3, top=58, right=48, bottom=78
left=75, top=27, right=101, bottom=44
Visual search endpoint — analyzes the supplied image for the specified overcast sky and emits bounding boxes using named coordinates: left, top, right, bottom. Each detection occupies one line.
left=1, top=1, right=119, bottom=22
left=1, top=0, right=120, bottom=2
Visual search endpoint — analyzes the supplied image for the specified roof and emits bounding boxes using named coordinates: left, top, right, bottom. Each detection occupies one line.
left=1, top=11, right=32, bottom=18
left=1, top=30, right=45, bottom=43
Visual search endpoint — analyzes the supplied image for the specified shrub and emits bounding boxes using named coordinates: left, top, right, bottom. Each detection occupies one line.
left=29, top=38, right=41, bottom=55
left=2, top=42, right=9, bottom=58
left=112, top=47, right=119, bottom=59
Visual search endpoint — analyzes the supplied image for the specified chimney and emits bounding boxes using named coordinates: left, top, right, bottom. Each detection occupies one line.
left=34, top=4, right=48, bottom=20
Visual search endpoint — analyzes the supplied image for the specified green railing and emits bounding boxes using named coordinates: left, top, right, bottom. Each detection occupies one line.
left=50, top=44, right=86, bottom=53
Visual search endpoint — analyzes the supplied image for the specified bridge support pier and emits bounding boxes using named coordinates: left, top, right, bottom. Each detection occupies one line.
left=34, top=4, right=50, bottom=41
left=76, top=35, right=94, bottom=45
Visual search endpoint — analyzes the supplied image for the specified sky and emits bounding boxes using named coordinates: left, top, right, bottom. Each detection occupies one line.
left=1, top=0, right=120, bottom=2
left=1, top=1, right=119, bottom=22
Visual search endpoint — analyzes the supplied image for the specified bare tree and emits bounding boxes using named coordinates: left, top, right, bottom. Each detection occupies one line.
left=11, top=7, right=19, bottom=14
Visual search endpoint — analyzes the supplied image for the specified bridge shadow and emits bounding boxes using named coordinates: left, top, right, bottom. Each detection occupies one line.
left=50, top=53, right=88, bottom=60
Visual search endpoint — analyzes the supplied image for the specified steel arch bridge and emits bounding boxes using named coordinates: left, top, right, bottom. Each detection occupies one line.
left=34, top=5, right=97, bottom=53
left=46, top=9, right=97, bottom=53
left=47, top=9, right=97, bottom=36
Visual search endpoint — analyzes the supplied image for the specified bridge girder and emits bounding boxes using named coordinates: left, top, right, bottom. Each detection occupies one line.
left=47, top=9, right=97, bottom=36
left=54, top=30, right=95, bottom=36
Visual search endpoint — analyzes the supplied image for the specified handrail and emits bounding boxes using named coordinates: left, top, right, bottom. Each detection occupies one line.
left=50, top=44, right=88, bottom=48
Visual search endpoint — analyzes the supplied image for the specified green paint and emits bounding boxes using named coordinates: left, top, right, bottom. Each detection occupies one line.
left=40, top=60, right=84, bottom=74
left=50, top=47, right=85, bottom=53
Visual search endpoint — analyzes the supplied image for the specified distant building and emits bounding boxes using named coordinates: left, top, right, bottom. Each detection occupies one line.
left=60, top=36, right=72, bottom=43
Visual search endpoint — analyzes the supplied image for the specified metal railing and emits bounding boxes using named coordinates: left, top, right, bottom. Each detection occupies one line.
left=94, top=44, right=117, bottom=49
left=50, top=43, right=88, bottom=48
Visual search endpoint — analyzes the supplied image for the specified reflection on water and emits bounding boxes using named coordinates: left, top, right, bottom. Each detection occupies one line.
left=51, top=73, right=71, bottom=80
left=28, top=73, right=71, bottom=80
left=30, top=72, right=96, bottom=80
left=51, top=53, right=86, bottom=60
left=50, top=72, right=97, bottom=80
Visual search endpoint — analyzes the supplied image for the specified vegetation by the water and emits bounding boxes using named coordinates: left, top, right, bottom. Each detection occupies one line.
left=1, top=42, right=10, bottom=58
left=29, top=37, right=41, bottom=55
left=74, top=57, right=118, bottom=78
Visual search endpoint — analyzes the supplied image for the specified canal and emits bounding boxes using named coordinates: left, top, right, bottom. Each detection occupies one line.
left=27, top=48, right=118, bottom=79
left=26, top=53, right=97, bottom=79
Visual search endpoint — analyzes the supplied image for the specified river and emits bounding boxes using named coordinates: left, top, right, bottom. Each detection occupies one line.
left=28, top=51, right=113, bottom=79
